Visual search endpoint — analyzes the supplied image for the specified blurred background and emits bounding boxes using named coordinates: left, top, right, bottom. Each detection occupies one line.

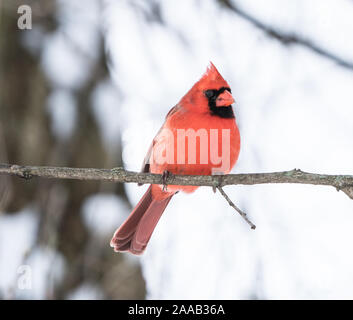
left=0, top=0, right=353, bottom=299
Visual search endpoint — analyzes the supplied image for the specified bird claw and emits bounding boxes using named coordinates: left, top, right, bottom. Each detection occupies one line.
left=162, top=170, right=172, bottom=191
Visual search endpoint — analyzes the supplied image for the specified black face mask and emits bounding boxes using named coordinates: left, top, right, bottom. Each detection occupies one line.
left=204, top=87, right=235, bottom=119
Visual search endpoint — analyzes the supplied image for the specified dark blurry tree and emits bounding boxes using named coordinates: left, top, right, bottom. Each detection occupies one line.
left=0, top=0, right=145, bottom=299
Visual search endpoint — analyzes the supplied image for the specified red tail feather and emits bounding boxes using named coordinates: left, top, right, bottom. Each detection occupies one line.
left=110, top=186, right=173, bottom=255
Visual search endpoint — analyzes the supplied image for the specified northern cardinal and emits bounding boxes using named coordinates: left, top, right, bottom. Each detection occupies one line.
left=111, top=62, right=240, bottom=255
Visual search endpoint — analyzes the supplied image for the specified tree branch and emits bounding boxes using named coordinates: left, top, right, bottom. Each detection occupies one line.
left=219, top=0, right=353, bottom=71
left=1, top=163, right=353, bottom=200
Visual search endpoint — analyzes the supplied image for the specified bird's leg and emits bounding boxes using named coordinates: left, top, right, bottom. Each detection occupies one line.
left=162, top=170, right=172, bottom=191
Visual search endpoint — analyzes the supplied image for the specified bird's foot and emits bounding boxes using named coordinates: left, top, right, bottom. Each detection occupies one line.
left=162, top=170, right=172, bottom=191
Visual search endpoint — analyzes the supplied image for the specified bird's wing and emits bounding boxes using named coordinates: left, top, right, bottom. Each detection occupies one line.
left=140, top=104, right=182, bottom=173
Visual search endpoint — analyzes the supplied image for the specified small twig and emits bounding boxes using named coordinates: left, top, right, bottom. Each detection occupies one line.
left=217, top=186, right=256, bottom=230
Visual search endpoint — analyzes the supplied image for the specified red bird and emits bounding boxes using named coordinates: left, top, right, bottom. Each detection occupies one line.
left=111, top=62, right=240, bottom=255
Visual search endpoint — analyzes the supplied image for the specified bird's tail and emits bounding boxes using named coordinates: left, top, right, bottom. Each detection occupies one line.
left=110, top=185, right=173, bottom=255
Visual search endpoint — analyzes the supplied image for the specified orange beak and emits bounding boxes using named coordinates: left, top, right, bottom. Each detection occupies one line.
left=216, top=90, right=235, bottom=107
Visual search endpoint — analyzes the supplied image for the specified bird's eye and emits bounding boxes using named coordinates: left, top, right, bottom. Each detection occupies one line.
left=205, top=90, right=215, bottom=98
